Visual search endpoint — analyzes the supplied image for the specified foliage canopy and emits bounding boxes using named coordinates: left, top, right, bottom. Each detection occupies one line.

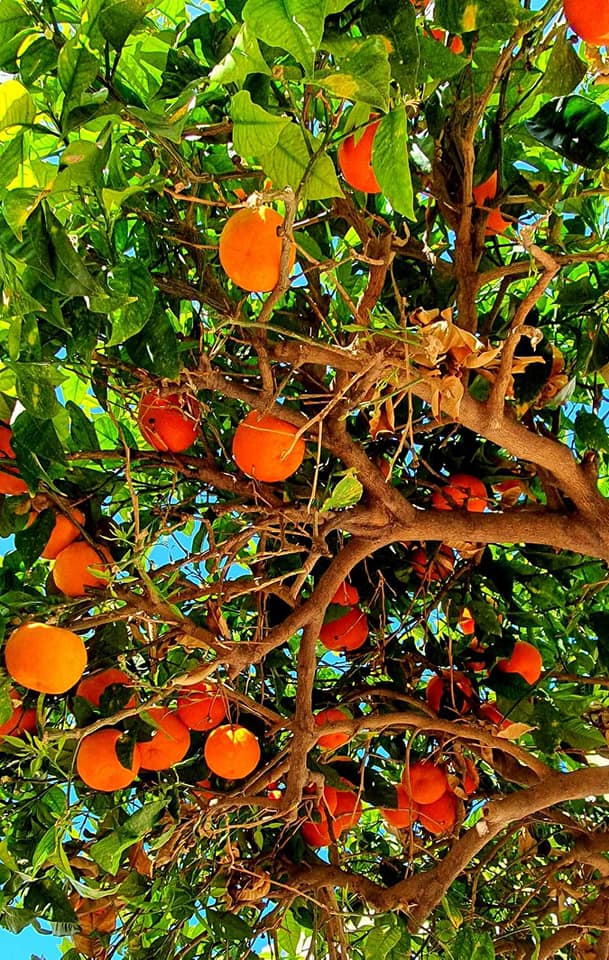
left=1, top=0, right=609, bottom=958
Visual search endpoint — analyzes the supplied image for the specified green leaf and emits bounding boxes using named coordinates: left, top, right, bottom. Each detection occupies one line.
left=243, top=0, right=325, bottom=74
left=99, top=0, right=150, bottom=50
left=418, top=36, right=467, bottom=85
left=66, top=400, right=100, bottom=452
left=316, top=36, right=390, bottom=111
left=57, top=37, right=100, bottom=113
left=107, top=262, right=156, bottom=346
left=91, top=800, right=166, bottom=873
left=125, top=309, right=180, bottom=379
left=14, top=509, right=55, bottom=567
left=363, top=917, right=403, bottom=960
left=3, top=186, right=50, bottom=241
left=435, top=0, right=530, bottom=34
left=574, top=410, right=609, bottom=453
left=361, top=0, right=419, bottom=93
left=525, top=96, right=609, bottom=169
left=0, top=0, right=31, bottom=71
left=537, top=31, right=587, bottom=99
left=46, top=210, right=102, bottom=297
left=231, top=90, right=290, bottom=159
left=32, top=826, right=58, bottom=873
left=373, top=108, right=414, bottom=219
left=469, top=598, right=502, bottom=636
left=210, top=24, right=271, bottom=85
left=321, top=470, right=363, bottom=512
left=207, top=909, right=252, bottom=941
left=0, top=79, right=35, bottom=133
left=259, top=123, right=343, bottom=200
left=13, top=363, right=64, bottom=419
left=453, top=929, right=495, bottom=960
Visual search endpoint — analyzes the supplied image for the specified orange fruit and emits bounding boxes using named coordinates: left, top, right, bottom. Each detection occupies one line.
left=232, top=411, right=305, bottom=483
left=76, top=728, right=140, bottom=792
left=5, top=622, right=87, bottom=694
left=382, top=785, right=420, bottom=828
left=431, top=473, right=487, bottom=511
left=319, top=607, right=368, bottom=652
left=176, top=682, right=227, bottom=731
left=458, top=607, right=475, bottom=635
left=496, top=641, right=542, bottom=685
left=0, top=423, right=28, bottom=495
left=563, top=0, right=609, bottom=45
left=301, top=816, right=333, bottom=847
left=411, top=545, right=455, bottom=581
left=426, top=670, right=474, bottom=716
left=204, top=723, right=260, bottom=779
left=331, top=581, right=360, bottom=606
left=403, top=760, right=449, bottom=805
left=472, top=172, right=510, bottom=236
left=418, top=789, right=458, bottom=835
left=41, top=509, right=85, bottom=560
left=337, top=119, right=381, bottom=194
left=315, top=707, right=351, bottom=750
left=430, top=28, right=465, bottom=54
left=479, top=701, right=514, bottom=731
left=52, top=541, right=112, bottom=597
left=0, top=690, right=36, bottom=739
left=76, top=668, right=135, bottom=708
left=219, top=206, right=295, bottom=293
left=137, top=708, right=190, bottom=771
left=331, top=785, right=362, bottom=833
left=138, top=390, right=200, bottom=453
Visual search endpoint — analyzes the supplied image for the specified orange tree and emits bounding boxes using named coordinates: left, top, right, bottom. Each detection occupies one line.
left=2, top=0, right=609, bottom=957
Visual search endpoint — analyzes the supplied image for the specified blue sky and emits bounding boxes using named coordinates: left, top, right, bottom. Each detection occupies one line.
left=0, top=926, right=63, bottom=959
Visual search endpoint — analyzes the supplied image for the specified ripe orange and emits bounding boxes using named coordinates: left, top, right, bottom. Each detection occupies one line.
left=431, top=473, right=487, bottom=511
left=0, top=691, right=36, bottom=739
left=137, top=708, right=190, bottom=771
left=76, top=728, right=140, bottom=792
left=5, top=622, right=87, bottom=694
left=411, top=545, right=455, bottom=581
left=52, top=541, right=112, bottom=597
left=232, top=411, right=305, bottom=483
left=458, top=607, right=475, bottom=635
left=472, top=172, right=510, bottom=236
left=496, top=641, right=543, bottom=685
left=40, top=509, right=86, bottom=560
left=331, top=581, right=359, bottom=606
left=403, top=760, right=449, bottom=805
left=338, top=119, right=381, bottom=194
left=430, top=28, right=465, bottom=54
left=426, top=670, right=474, bottom=716
left=332, top=785, right=362, bottom=833
left=138, top=390, right=200, bottom=453
left=176, top=682, right=227, bottom=731
left=315, top=707, right=351, bottom=750
left=204, top=723, right=260, bottom=779
left=418, top=789, right=458, bottom=835
left=382, top=785, right=420, bottom=828
left=479, top=701, right=514, bottom=731
left=563, top=0, right=609, bottom=45
left=319, top=607, right=368, bottom=652
left=0, top=423, right=28, bottom=495
left=301, top=816, right=333, bottom=847
left=219, top=206, right=295, bottom=293
left=76, top=668, right=135, bottom=708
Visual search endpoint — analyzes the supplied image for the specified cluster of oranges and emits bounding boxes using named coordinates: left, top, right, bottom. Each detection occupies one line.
left=2, top=625, right=262, bottom=793
left=319, top=580, right=369, bottom=653
left=138, top=390, right=306, bottom=485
